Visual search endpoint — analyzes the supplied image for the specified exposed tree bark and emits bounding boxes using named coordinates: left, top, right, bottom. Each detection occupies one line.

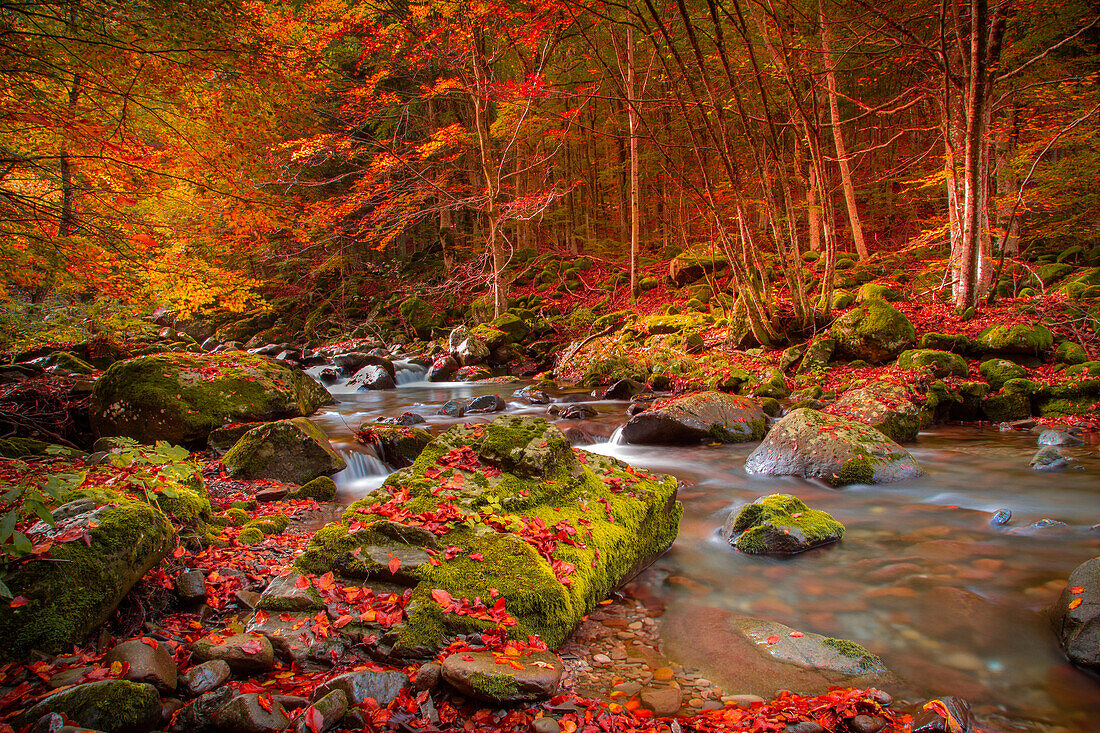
left=627, top=26, right=641, bottom=299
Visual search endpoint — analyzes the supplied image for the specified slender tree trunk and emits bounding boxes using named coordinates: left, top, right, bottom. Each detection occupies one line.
left=820, top=2, right=867, bottom=259
left=954, top=0, right=989, bottom=311
left=627, top=26, right=640, bottom=299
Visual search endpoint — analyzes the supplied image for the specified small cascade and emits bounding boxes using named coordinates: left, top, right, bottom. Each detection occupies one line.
left=394, top=360, right=428, bottom=385
left=332, top=443, right=392, bottom=499
left=608, top=426, right=626, bottom=445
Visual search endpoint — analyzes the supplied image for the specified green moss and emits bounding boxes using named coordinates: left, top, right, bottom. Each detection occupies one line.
left=830, top=299, right=915, bottom=363
left=821, top=637, right=882, bottom=672
left=289, top=476, right=338, bottom=501
left=1055, top=341, right=1088, bottom=365
left=974, top=323, right=1053, bottom=354
left=469, top=671, right=521, bottom=698
left=897, top=349, right=968, bottom=378
left=731, top=494, right=844, bottom=554
left=856, top=283, right=901, bottom=302
left=237, top=527, right=264, bottom=545
left=920, top=332, right=972, bottom=353
left=245, top=515, right=289, bottom=535
left=224, top=507, right=250, bottom=526
left=0, top=492, right=173, bottom=660
left=981, top=392, right=1031, bottom=422
left=979, top=358, right=1028, bottom=391
left=17, top=679, right=161, bottom=731
left=0, top=438, right=84, bottom=459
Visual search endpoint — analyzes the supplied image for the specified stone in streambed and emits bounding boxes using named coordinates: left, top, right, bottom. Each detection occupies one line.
left=724, top=494, right=843, bottom=555
left=1052, top=556, right=1100, bottom=672
left=294, top=690, right=347, bottom=733
left=210, top=693, right=289, bottom=733
left=103, top=637, right=177, bottom=692
left=622, top=391, right=766, bottom=445
left=180, top=660, right=231, bottom=696
left=823, top=381, right=927, bottom=443
left=18, top=680, right=162, bottom=733
left=1038, top=429, right=1083, bottom=446
left=348, top=364, right=396, bottom=391
left=222, top=417, right=346, bottom=485
left=312, top=669, right=408, bottom=706
left=745, top=408, right=921, bottom=487
left=639, top=685, right=683, bottom=716
left=191, top=633, right=274, bottom=673
left=467, top=394, right=506, bottom=414
left=441, top=650, right=563, bottom=703
left=1029, top=446, right=1069, bottom=471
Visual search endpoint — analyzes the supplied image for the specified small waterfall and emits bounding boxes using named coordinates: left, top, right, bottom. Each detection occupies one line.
left=332, top=444, right=392, bottom=499
left=608, top=426, right=626, bottom=445
left=394, top=361, right=428, bottom=385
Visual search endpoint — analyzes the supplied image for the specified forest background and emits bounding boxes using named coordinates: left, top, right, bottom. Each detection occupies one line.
left=1, top=0, right=1098, bottom=347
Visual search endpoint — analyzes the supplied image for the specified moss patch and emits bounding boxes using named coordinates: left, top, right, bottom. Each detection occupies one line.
left=729, top=494, right=844, bottom=555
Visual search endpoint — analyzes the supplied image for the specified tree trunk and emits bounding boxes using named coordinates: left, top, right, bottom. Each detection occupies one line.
left=820, top=2, right=867, bottom=259
left=627, top=27, right=640, bottom=299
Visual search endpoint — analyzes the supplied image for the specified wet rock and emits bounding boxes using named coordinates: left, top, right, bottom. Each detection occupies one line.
left=467, top=394, right=506, bottom=414
left=427, top=355, right=459, bottom=382
left=19, top=680, right=161, bottom=733
left=438, top=399, right=466, bottom=417
left=990, top=508, right=1012, bottom=526
left=823, top=381, right=927, bottom=442
left=847, top=714, right=886, bottom=733
left=745, top=408, right=922, bottom=487
left=830, top=299, right=915, bottom=363
left=349, top=364, right=396, bottom=391
left=211, top=693, right=289, bottom=733
left=255, top=486, right=288, bottom=502
left=558, top=404, right=597, bottom=419
left=223, top=418, right=346, bottom=485
left=312, top=669, right=408, bottom=706
left=355, top=424, right=433, bottom=468
left=317, top=368, right=341, bottom=386
left=639, top=686, right=682, bottom=716
left=602, top=379, right=647, bottom=400
left=514, top=386, right=551, bottom=404
left=1052, top=556, right=1100, bottom=671
left=1029, top=446, right=1069, bottom=471
left=786, top=723, right=827, bottom=733
left=334, top=352, right=394, bottom=377
left=179, top=660, right=231, bottom=696
left=48, top=667, right=93, bottom=689
left=623, top=391, right=766, bottom=445
left=294, top=690, right=347, bottom=733
left=911, top=696, right=972, bottom=732
left=171, top=681, right=234, bottom=731
left=377, top=411, right=426, bottom=426
left=531, top=718, right=561, bottom=733
left=724, top=495, right=844, bottom=555
left=191, top=633, right=274, bottom=673
left=455, top=336, right=490, bottom=366
left=413, top=662, right=442, bottom=691
left=104, top=637, right=177, bottom=692
left=1038, top=429, right=1084, bottom=446
left=734, top=617, right=888, bottom=677
left=89, top=352, right=332, bottom=445
left=245, top=610, right=342, bottom=663
left=257, top=571, right=324, bottom=612
left=441, top=650, right=563, bottom=703
left=177, top=569, right=207, bottom=601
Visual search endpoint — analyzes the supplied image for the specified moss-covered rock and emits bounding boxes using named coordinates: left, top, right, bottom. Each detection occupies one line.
left=17, top=680, right=162, bottom=733
left=830, top=299, right=915, bottom=364
left=724, top=494, right=844, bottom=555
left=974, top=323, right=1053, bottom=355
left=296, top=416, right=680, bottom=655
left=798, top=338, right=835, bottom=374
left=289, top=475, right=338, bottom=501
left=621, top=392, right=766, bottom=445
left=356, top=423, right=433, bottom=468
left=1034, top=377, right=1100, bottom=417
left=981, top=392, right=1032, bottom=422
left=669, top=252, right=728, bottom=285
left=920, top=332, right=973, bottom=353
left=979, top=358, right=1028, bottom=391
left=855, top=283, right=902, bottom=302
left=90, top=353, right=332, bottom=446
left=400, top=297, right=440, bottom=338
left=1056, top=341, right=1088, bottom=365
left=223, top=417, right=346, bottom=485
left=897, top=349, right=968, bottom=378
left=831, top=290, right=855, bottom=310
left=745, top=408, right=922, bottom=487
left=207, top=421, right=263, bottom=454
left=0, top=437, right=84, bottom=459
left=0, top=492, right=174, bottom=660
left=824, top=381, right=928, bottom=442
left=490, top=313, right=532, bottom=343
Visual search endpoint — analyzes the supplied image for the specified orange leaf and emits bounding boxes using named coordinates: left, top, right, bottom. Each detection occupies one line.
left=1068, top=598, right=1083, bottom=610
left=789, top=631, right=804, bottom=638
left=1069, top=586, right=1085, bottom=595
left=172, top=546, right=186, bottom=558
left=8, top=596, right=29, bottom=608
left=333, top=614, right=354, bottom=628
left=294, top=575, right=310, bottom=589
left=388, top=556, right=401, bottom=574
left=431, top=589, right=453, bottom=606
left=765, top=635, right=780, bottom=644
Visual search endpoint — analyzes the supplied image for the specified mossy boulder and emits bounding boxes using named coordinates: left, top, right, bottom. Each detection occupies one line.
left=90, top=352, right=333, bottom=446
left=979, top=358, right=1028, bottom=391
left=669, top=252, right=728, bottom=285
left=490, top=313, right=532, bottom=343
left=797, top=338, right=835, bottom=374
left=920, top=332, right=973, bottom=353
left=974, top=323, right=1053, bottom=355
left=981, top=392, right=1032, bottom=422
left=897, top=349, right=968, bottom=379
left=0, top=493, right=174, bottom=660
left=355, top=423, right=434, bottom=468
left=289, top=475, right=338, bottom=501
left=724, top=494, right=844, bottom=555
left=1034, top=377, right=1100, bottom=417
left=223, top=417, right=346, bottom=485
left=441, top=650, right=563, bottom=703
left=17, top=680, right=162, bottom=733
left=830, top=299, right=915, bottom=363
left=855, top=283, right=902, bottom=302
left=823, top=382, right=928, bottom=442
left=207, top=421, right=263, bottom=454
left=400, top=297, right=440, bottom=338
left=745, top=408, right=922, bottom=487
left=621, top=392, right=766, bottom=445
left=296, top=416, right=681, bottom=656
left=0, top=437, right=84, bottom=459
left=1056, top=341, right=1088, bottom=365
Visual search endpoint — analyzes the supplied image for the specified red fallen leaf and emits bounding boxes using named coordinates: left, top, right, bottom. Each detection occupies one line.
left=257, top=694, right=273, bottom=712
left=1070, top=586, right=1085, bottom=595
left=316, top=571, right=335, bottom=591
left=140, top=636, right=159, bottom=650
left=294, top=575, right=310, bottom=590
left=431, top=589, right=453, bottom=606
left=789, top=631, right=804, bottom=637
left=172, top=546, right=187, bottom=558
left=388, top=556, right=401, bottom=574
left=469, top=552, right=484, bottom=561
left=239, top=638, right=265, bottom=655
left=304, top=705, right=324, bottom=733
left=9, top=596, right=29, bottom=608
left=333, top=614, right=354, bottom=628
left=461, top=655, right=474, bottom=661
left=766, top=635, right=781, bottom=644
left=1069, top=598, right=1083, bottom=610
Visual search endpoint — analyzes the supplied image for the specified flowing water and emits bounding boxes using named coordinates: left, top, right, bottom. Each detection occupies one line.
left=309, top=373, right=1100, bottom=731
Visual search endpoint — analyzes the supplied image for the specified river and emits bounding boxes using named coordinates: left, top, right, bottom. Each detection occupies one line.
left=308, top=369, right=1100, bottom=731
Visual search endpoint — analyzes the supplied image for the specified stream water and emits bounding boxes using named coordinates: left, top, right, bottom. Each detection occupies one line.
left=308, top=369, right=1100, bottom=731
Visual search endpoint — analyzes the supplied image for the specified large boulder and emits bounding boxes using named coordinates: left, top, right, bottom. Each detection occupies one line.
left=830, top=299, right=915, bottom=363
left=724, top=494, right=844, bottom=554
left=744, top=408, right=922, bottom=487
left=441, top=650, right=563, bottom=703
left=897, top=349, right=968, bottom=379
left=17, top=680, right=162, bottom=733
left=354, top=423, right=433, bottom=468
left=0, top=493, right=174, bottom=660
left=90, top=352, right=332, bottom=445
left=823, top=381, right=928, bottom=442
left=621, top=392, right=766, bottom=445
left=348, top=364, right=396, bottom=391
left=1052, top=556, right=1100, bottom=671
left=223, top=418, right=346, bottom=485
left=669, top=252, right=728, bottom=286
left=974, top=323, right=1053, bottom=355
left=455, top=336, right=490, bottom=367
left=296, top=416, right=681, bottom=656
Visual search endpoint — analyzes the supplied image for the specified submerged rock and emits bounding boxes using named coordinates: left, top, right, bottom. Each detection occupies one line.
left=89, top=352, right=332, bottom=445
left=296, top=416, right=681, bottom=655
left=724, top=495, right=844, bottom=555
left=733, top=617, right=888, bottom=677
left=1029, top=446, right=1069, bottom=471
left=440, top=650, right=563, bottom=703
left=223, top=417, right=346, bottom=485
left=1038, top=429, right=1084, bottom=447
left=622, top=392, right=766, bottom=445
left=744, top=408, right=922, bottom=487
left=1052, top=556, right=1100, bottom=672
